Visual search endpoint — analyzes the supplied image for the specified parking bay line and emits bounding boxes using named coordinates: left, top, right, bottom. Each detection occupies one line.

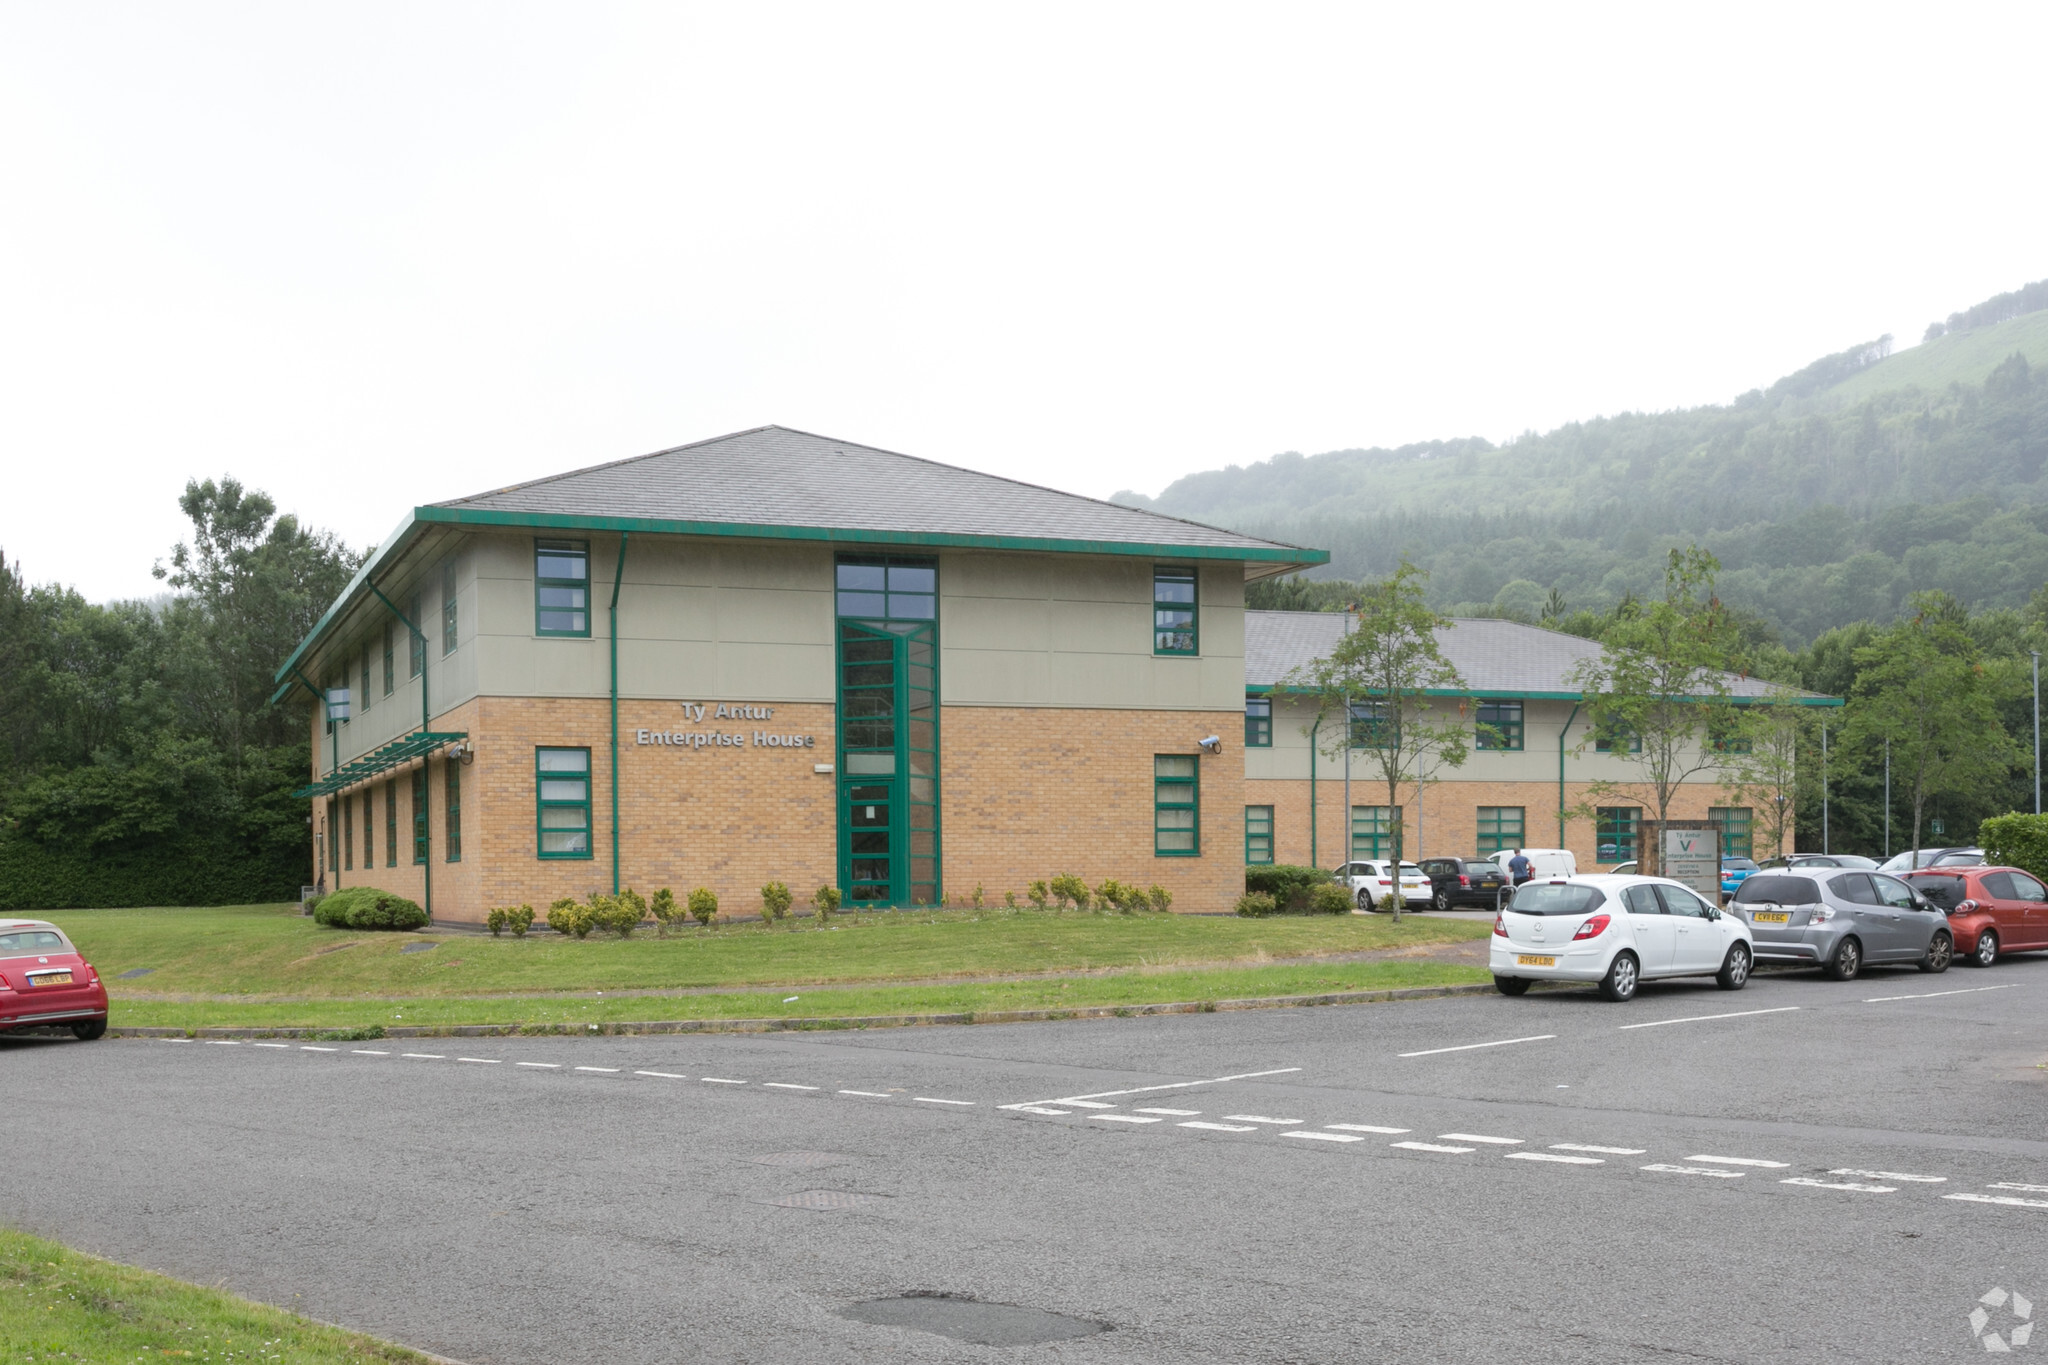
left=1440, top=1133, right=1523, bottom=1145
left=1180, top=1121, right=1258, bottom=1133
left=1005, top=1066, right=1304, bottom=1111
left=1399, top=1035, right=1555, bottom=1058
left=1618, top=1007, right=1799, bottom=1031
left=1091, top=1114, right=1162, bottom=1124
left=1553, top=1144, right=1645, bottom=1155
left=1136, top=1108, right=1202, bottom=1116
left=915, top=1097, right=974, bottom=1106
left=1831, top=1168, right=1946, bottom=1183
left=1225, top=1114, right=1305, bottom=1125
left=1989, top=1183, right=2048, bottom=1194
left=1507, top=1152, right=1602, bottom=1165
left=1782, top=1177, right=1895, bottom=1193
left=1947, top=1193, right=2048, bottom=1210
left=1687, top=1155, right=1791, bottom=1168
left=1392, top=1141, right=1477, bottom=1154
left=1642, top=1163, right=1744, bottom=1179
left=1284, top=1131, right=1365, bottom=1143
left=1328, top=1124, right=1410, bottom=1134
left=1863, top=984, right=2022, bottom=1003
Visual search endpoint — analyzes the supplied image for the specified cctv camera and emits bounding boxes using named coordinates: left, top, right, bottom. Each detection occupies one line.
left=1197, top=735, right=1223, bottom=755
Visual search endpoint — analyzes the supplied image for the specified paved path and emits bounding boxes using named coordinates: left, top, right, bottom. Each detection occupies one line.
left=8, top=956, right=2047, bottom=1362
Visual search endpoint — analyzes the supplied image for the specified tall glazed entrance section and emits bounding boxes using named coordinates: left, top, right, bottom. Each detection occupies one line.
left=835, top=558, right=939, bottom=907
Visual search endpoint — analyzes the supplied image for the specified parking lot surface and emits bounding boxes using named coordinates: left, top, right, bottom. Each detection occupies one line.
left=6, top=960, right=2046, bottom=1362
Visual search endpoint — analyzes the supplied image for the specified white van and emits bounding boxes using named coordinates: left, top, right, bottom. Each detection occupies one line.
left=1489, top=848, right=1578, bottom=881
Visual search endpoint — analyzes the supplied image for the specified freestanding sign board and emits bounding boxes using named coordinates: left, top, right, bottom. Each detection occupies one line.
left=1662, top=825, right=1721, bottom=902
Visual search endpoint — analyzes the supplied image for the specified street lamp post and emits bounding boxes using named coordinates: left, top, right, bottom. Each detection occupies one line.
left=2032, top=650, right=2040, bottom=817
left=1820, top=723, right=1829, bottom=855
left=1884, top=737, right=1891, bottom=862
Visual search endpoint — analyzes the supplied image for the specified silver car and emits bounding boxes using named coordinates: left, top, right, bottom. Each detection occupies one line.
left=1730, top=869, right=1955, bottom=979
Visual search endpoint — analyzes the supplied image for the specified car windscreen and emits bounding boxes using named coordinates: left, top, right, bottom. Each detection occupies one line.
left=1461, top=861, right=1499, bottom=874
left=1734, top=875, right=1821, bottom=905
left=1908, top=875, right=1969, bottom=910
left=1723, top=858, right=1760, bottom=872
left=1507, top=883, right=1606, bottom=916
left=0, top=930, right=69, bottom=956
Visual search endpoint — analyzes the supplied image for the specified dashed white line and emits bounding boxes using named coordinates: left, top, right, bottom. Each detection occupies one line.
left=700, top=1076, right=744, bottom=1084
left=1180, top=1121, right=1258, bottom=1133
left=457, top=1057, right=500, bottom=1065
left=1946, top=1193, right=2048, bottom=1210
left=1440, top=1133, right=1523, bottom=1145
left=914, top=1097, right=974, bottom=1106
left=1782, top=1177, right=1895, bottom=1193
left=1225, top=1114, right=1305, bottom=1125
left=1399, top=1034, right=1555, bottom=1058
left=1091, top=1114, right=1161, bottom=1124
left=634, top=1070, right=688, bottom=1079
left=401, top=1053, right=444, bottom=1060
left=1283, top=1131, right=1364, bottom=1143
left=575, top=1066, right=621, bottom=1074
left=516, top=1061, right=558, bottom=1069
left=1830, top=1169, right=1946, bottom=1183
left=1392, top=1141, right=1476, bottom=1154
left=1327, top=1124, right=1410, bottom=1134
left=1617, top=1007, right=1799, bottom=1030
left=1135, top=1108, right=1202, bottom=1116
left=1012, top=1105, right=1070, bottom=1116
left=1060, top=1100, right=1117, bottom=1110
left=252, top=1042, right=289, bottom=1049
left=1864, top=984, right=2022, bottom=1003
left=1006, top=1066, right=1304, bottom=1111
left=351, top=1049, right=389, bottom=1056
left=839, top=1089, right=891, bottom=1098
left=764, top=1082, right=819, bottom=1091
left=300, top=1046, right=338, bottom=1053
left=204, top=1040, right=241, bottom=1046
left=1507, top=1152, right=1602, bottom=1165
left=1642, top=1163, right=1744, bottom=1179
left=1552, top=1144, right=1645, bottom=1155
left=1686, top=1155, right=1790, bottom=1169
left=1990, top=1182, right=2048, bottom=1194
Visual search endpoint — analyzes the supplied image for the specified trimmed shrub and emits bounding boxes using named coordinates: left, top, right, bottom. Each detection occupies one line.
left=1048, top=873, right=1090, bottom=910
left=1026, top=880, right=1049, bottom=908
left=486, top=906, right=508, bottom=937
left=1234, top=891, right=1278, bottom=917
left=547, top=896, right=595, bottom=940
left=1305, top=883, right=1353, bottom=915
left=650, top=888, right=681, bottom=936
left=313, top=885, right=427, bottom=931
left=503, top=904, right=535, bottom=937
left=1244, top=864, right=1334, bottom=905
left=687, top=887, right=718, bottom=927
left=811, top=885, right=840, bottom=922
left=1146, top=884, right=1173, bottom=913
left=599, top=888, right=648, bottom=938
left=761, top=880, right=794, bottom=923
left=1981, top=812, right=2048, bottom=884
left=1005, top=890, right=1018, bottom=908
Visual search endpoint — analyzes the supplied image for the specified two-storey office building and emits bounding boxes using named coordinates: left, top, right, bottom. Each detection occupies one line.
left=1240, top=611, right=1838, bottom=871
left=275, top=426, right=1327, bottom=922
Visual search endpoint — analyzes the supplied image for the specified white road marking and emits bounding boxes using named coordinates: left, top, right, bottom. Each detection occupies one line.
left=700, top=1076, right=744, bottom=1084
left=575, top=1066, right=620, bottom=1074
left=401, top=1053, right=445, bottom=1060
left=204, top=1040, right=241, bottom=1045
left=1863, top=984, right=2022, bottom=1003
left=1399, top=1034, right=1555, bottom=1058
left=517, top=1062, right=559, bottom=1069
left=1686, top=1155, right=1790, bottom=1168
left=1225, top=1114, right=1305, bottom=1125
left=1284, top=1131, right=1364, bottom=1143
left=839, top=1089, right=891, bottom=1098
left=634, top=1070, right=688, bottom=1079
left=300, top=1046, right=339, bottom=1053
left=1946, top=1193, right=2048, bottom=1210
left=351, top=1049, right=389, bottom=1056
left=1392, top=1141, right=1476, bottom=1154
left=1642, top=1163, right=1744, bottom=1178
left=1327, top=1124, right=1410, bottom=1134
left=1091, top=1114, right=1161, bottom=1124
left=458, top=1058, right=500, bottom=1064
left=164, top=1038, right=191, bottom=1042
left=1440, top=1133, right=1523, bottom=1145
left=1552, top=1144, right=1645, bottom=1155
left=1617, top=1006, right=1800, bottom=1030
left=1990, top=1183, right=2048, bottom=1194
left=764, top=1082, right=819, bottom=1091
left=1180, top=1121, right=1258, bottom=1133
left=1830, top=1169, right=1946, bottom=1183
left=1782, top=1177, right=1895, bottom=1193
left=1136, top=1108, right=1202, bottom=1116
left=1060, top=1100, right=1117, bottom=1109
left=1506, top=1152, right=1602, bottom=1165
left=253, top=1043, right=289, bottom=1049
left=915, top=1097, right=974, bottom=1106
left=1013, top=1105, right=1071, bottom=1116
left=1006, top=1066, right=1304, bottom=1110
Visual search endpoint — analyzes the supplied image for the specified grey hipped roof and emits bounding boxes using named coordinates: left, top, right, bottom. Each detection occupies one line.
left=1246, top=611, right=1834, bottom=702
left=429, top=425, right=1322, bottom=567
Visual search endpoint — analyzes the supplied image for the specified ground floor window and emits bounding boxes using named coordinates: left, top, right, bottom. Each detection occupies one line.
left=1597, top=807, right=1641, bottom=863
left=446, top=758, right=463, bottom=863
left=1709, top=806, right=1752, bottom=859
left=1351, top=805, right=1399, bottom=860
left=385, top=777, right=398, bottom=866
left=343, top=796, right=354, bottom=871
left=1245, top=805, right=1274, bottom=864
left=1476, top=806, right=1524, bottom=857
left=321, top=803, right=331, bottom=880
left=1244, top=696, right=1271, bottom=747
left=1155, top=755, right=1198, bottom=855
left=362, top=788, right=374, bottom=868
left=412, top=766, right=429, bottom=864
left=537, top=747, right=592, bottom=858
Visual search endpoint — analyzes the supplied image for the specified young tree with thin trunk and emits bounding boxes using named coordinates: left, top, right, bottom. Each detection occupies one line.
left=1716, top=683, right=1814, bottom=862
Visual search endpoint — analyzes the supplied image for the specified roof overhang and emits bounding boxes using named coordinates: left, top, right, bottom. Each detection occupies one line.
left=1246, top=684, right=1844, bottom=705
left=292, top=730, right=468, bottom=799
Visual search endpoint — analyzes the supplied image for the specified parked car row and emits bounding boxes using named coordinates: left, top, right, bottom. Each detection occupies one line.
left=1490, top=861, right=2045, bottom=1002
left=1338, top=850, right=1579, bottom=912
left=0, top=920, right=109, bottom=1040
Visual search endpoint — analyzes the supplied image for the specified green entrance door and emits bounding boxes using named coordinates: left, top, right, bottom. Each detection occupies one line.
left=835, top=559, right=939, bottom=907
left=842, top=780, right=896, bottom=906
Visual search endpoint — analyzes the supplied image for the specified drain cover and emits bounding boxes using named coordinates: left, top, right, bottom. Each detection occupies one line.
left=400, top=942, right=437, bottom=954
left=842, top=1294, right=1106, bottom=1346
left=765, top=1189, right=887, bottom=1210
left=751, top=1151, right=849, bottom=1169
left=117, top=967, right=155, bottom=979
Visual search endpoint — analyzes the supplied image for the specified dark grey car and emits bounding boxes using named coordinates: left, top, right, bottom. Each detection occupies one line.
left=1731, top=869, right=1955, bottom=980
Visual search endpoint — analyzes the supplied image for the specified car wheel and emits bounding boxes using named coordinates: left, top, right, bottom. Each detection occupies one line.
left=1433, top=889, right=1451, bottom=912
left=1826, top=937, right=1863, bottom=981
left=1597, top=951, right=1639, bottom=1002
left=1715, top=943, right=1751, bottom=990
left=1972, top=930, right=1999, bottom=968
left=1919, top=933, right=1953, bottom=974
left=1493, top=975, right=1532, bottom=996
left=70, top=1019, right=106, bottom=1041
left=1356, top=888, right=1375, bottom=911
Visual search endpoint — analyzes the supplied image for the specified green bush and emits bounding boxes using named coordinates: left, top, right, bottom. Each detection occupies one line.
left=687, top=887, right=718, bottom=926
left=1234, top=891, right=1278, bottom=917
left=811, top=885, right=840, bottom=922
left=0, top=831, right=302, bottom=911
left=486, top=906, right=507, bottom=936
left=503, top=904, right=535, bottom=937
left=547, top=896, right=595, bottom=939
left=312, top=885, right=427, bottom=931
left=601, top=888, right=648, bottom=938
left=1146, top=884, right=1173, bottom=913
left=1305, top=882, right=1354, bottom=915
left=1048, top=873, right=1090, bottom=909
left=650, top=888, right=681, bottom=936
left=1026, top=880, right=1049, bottom=908
left=1980, top=813, right=2048, bottom=883
left=1243, top=864, right=1334, bottom=909
left=761, top=880, right=794, bottom=923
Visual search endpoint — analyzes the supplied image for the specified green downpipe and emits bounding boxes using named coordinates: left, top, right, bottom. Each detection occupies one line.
left=609, top=533, right=629, bottom=896
left=1308, top=715, right=1320, bottom=868
left=369, top=581, right=431, bottom=923
left=1559, top=702, right=1580, bottom=849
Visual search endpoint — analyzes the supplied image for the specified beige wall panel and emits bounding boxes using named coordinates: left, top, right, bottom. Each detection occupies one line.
left=617, top=640, right=722, bottom=697
left=1042, top=557, right=1153, bottom=603
left=712, top=642, right=835, bottom=700
left=712, top=587, right=834, bottom=644
left=1046, top=597, right=1149, bottom=652
left=942, top=594, right=1052, bottom=652
left=940, top=550, right=1052, bottom=599
left=476, top=575, right=541, bottom=640
left=528, top=639, right=610, bottom=697
left=941, top=649, right=1053, bottom=707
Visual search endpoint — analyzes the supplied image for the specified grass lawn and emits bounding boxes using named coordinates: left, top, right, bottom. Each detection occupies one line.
left=40, top=902, right=1491, bottom=1031
left=0, top=1225, right=439, bottom=1362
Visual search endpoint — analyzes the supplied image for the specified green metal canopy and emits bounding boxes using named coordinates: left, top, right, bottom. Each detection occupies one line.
left=292, top=731, right=467, bottom=799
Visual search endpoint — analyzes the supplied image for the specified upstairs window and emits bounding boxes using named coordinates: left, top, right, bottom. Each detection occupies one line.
left=1594, top=725, right=1641, bottom=754
left=835, top=559, right=936, bottom=620
left=1597, top=806, right=1641, bottom=863
left=1153, top=569, right=1197, bottom=655
left=1709, top=806, right=1753, bottom=859
left=536, top=540, right=591, bottom=637
left=408, top=593, right=425, bottom=677
left=382, top=623, right=394, bottom=696
left=442, top=563, right=458, bottom=655
left=1244, top=696, right=1272, bottom=747
left=1476, top=698, right=1523, bottom=750
left=360, top=647, right=371, bottom=714
left=1349, top=700, right=1394, bottom=749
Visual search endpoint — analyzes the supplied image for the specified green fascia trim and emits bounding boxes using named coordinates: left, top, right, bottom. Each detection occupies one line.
left=292, top=730, right=467, bottom=799
left=272, top=511, right=428, bottom=691
left=1244, top=684, right=1844, bottom=706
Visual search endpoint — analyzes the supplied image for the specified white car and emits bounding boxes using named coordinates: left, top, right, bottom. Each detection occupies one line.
left=1336, top=860, right=1430, bottom=911
left=1489, top=874, right=1755, bottom=1001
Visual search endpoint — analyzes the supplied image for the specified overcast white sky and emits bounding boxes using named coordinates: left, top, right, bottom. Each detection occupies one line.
left=6, top=2, right=2046, bottom=601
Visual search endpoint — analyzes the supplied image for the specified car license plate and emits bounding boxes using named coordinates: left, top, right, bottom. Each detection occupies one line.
left=1515, top=954, right=1556, bottom=967
left=29, top=971, right=74, bottom=986
left=1751, top=912, right=1791, bottom=925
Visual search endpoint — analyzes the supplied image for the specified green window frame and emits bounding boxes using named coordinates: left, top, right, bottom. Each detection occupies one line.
left=1153, top=568, right=1197, bottom=655
left=834, top=557, right=937, bottom=621
left=1349, top=700, right=1394, bottom=750
left=1245, top=805, right=1274, bottom=864
left=359, top=646, right=371, bottom=715
left=362, top=788, right=374, bottom=869
left=1244, top=696, right=1272, bottom=747
left=536, top=539, right=591, bottom=637
left=408, top=593, right=425, bottom=677
left=1154, top=754, right=1199, bottom=856
left=445, top=756, right=463, bottom=862
left=1476, top=806, right=1525, bottom=857
left=536, top=747, right=592, bottom=859
left=324, top=801, right=335, bottom=881
left=1597, top=806, right=1641, bottom=863
left=412, top=765, right=429, bottom=865
left=442, top=563, right=458, bottom=656
left=382, top=623, right=394, bottom=696
left=1594, top=726, right=1641, bottom=753
left=384, top=777, right=398, bottom=867
left=343, top=794, right=354, bottom=871
left=1709, top=806, right=1752, bottom=859
left=1476, top=699, right=1523, bottom=751
left=1351, top=805, right=1398, bottom=860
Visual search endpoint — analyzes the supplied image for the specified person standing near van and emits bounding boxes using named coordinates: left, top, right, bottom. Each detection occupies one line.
left=1508, top=848, right=1533, bottom=886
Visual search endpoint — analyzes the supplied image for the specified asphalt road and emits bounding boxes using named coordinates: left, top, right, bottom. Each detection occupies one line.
left=7, top=957, right=2048, bottom=1363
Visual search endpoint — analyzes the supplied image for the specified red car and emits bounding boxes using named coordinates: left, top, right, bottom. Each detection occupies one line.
left=0, top=920, right=109, bottom=1040
left=1901, top=866, right=2048, bottom=967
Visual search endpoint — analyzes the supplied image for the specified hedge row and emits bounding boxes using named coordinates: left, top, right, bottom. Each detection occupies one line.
left=312, top=886, right=428, bottom=931
left=0, top=835, right=304, bottom=911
